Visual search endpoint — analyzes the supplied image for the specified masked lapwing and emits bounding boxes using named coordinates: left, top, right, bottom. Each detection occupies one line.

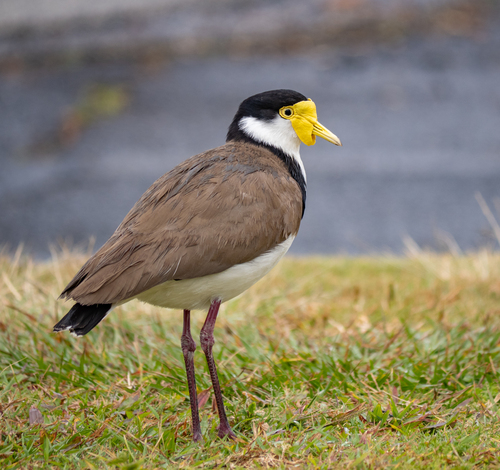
left=53, top=89, right=341, bottom=441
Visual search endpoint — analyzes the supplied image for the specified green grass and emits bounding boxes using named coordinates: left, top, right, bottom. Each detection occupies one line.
left=1, top=250, right=500, bottom=468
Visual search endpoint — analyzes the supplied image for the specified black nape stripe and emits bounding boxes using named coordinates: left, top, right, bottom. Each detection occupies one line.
left=226, top=90, right=310, bottom=217
left=226, top=132, right=307, bottom=218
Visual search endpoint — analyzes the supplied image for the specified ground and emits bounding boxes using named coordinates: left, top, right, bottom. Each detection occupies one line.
left=1, top=250, right=500, bottom=468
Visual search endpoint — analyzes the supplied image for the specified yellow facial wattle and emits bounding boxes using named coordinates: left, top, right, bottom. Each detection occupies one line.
left=279, top=99, right=342, bottom=147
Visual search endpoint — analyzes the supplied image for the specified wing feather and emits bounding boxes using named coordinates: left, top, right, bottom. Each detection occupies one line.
left=60, top=142, right=302, bottom=305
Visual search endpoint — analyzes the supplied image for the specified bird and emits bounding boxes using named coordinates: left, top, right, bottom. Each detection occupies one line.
left=53, top=89, right=341, bottom=441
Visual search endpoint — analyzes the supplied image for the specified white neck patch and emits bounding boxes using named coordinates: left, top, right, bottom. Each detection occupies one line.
left=239, top=115, right=306, bottom=182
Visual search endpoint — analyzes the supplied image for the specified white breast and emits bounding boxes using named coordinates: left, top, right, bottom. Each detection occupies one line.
left=134, top=235, right=295, bottom=310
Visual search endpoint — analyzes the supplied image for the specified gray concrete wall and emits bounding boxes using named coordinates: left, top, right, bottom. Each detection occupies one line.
left=1, top=0, right=497, bottom=256
left=0, top=0, right=468, bottom=61
left=0, top=0, right=181, bottom=31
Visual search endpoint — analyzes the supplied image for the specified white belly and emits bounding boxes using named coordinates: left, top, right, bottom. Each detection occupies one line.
left=134, top=235, right=295, bottom=310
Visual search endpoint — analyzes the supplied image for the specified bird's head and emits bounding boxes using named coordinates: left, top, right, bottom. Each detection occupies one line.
left=227, top=89, right=341, bottom=158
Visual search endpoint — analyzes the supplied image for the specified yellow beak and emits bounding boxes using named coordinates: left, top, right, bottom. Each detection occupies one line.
left=312, top=121, right=342, bottom=146
left=289, top=99, right=342, bottom=147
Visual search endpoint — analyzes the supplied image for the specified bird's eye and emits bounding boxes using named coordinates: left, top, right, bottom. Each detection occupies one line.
left=279, top=107, right=294, bottom=119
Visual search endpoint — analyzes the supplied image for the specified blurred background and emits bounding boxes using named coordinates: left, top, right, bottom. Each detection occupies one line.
left=0, top=0, right=499, bottom=258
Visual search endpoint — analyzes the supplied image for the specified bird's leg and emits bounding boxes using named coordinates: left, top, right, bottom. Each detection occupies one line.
left=200, top=299, right=236, bottom=439
left=181, top=309, right=203, bottom=442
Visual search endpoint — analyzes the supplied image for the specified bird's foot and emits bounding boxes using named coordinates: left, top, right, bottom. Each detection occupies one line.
left=192, top=431, right=203, bottom=443
left=217, top=423, right=237, bottom=440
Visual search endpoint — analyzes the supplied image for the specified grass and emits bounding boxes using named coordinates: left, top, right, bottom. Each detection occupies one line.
left=1, top=249, right=500, bottom=468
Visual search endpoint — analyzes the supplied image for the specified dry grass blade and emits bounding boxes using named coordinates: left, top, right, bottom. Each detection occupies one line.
left=28, top=406, right=44, bottom=426
left=476, top=192, right=500, bottom=247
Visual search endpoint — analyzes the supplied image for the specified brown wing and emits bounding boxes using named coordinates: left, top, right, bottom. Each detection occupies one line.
left=60, top=142, right=302, bottom=305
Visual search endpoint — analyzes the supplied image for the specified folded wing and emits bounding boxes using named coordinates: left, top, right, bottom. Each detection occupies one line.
left=60, top=142, right=302, bottom=305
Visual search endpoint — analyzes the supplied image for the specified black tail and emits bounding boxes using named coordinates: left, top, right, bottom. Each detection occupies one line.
left=53, top=303, right=112, bottom=336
